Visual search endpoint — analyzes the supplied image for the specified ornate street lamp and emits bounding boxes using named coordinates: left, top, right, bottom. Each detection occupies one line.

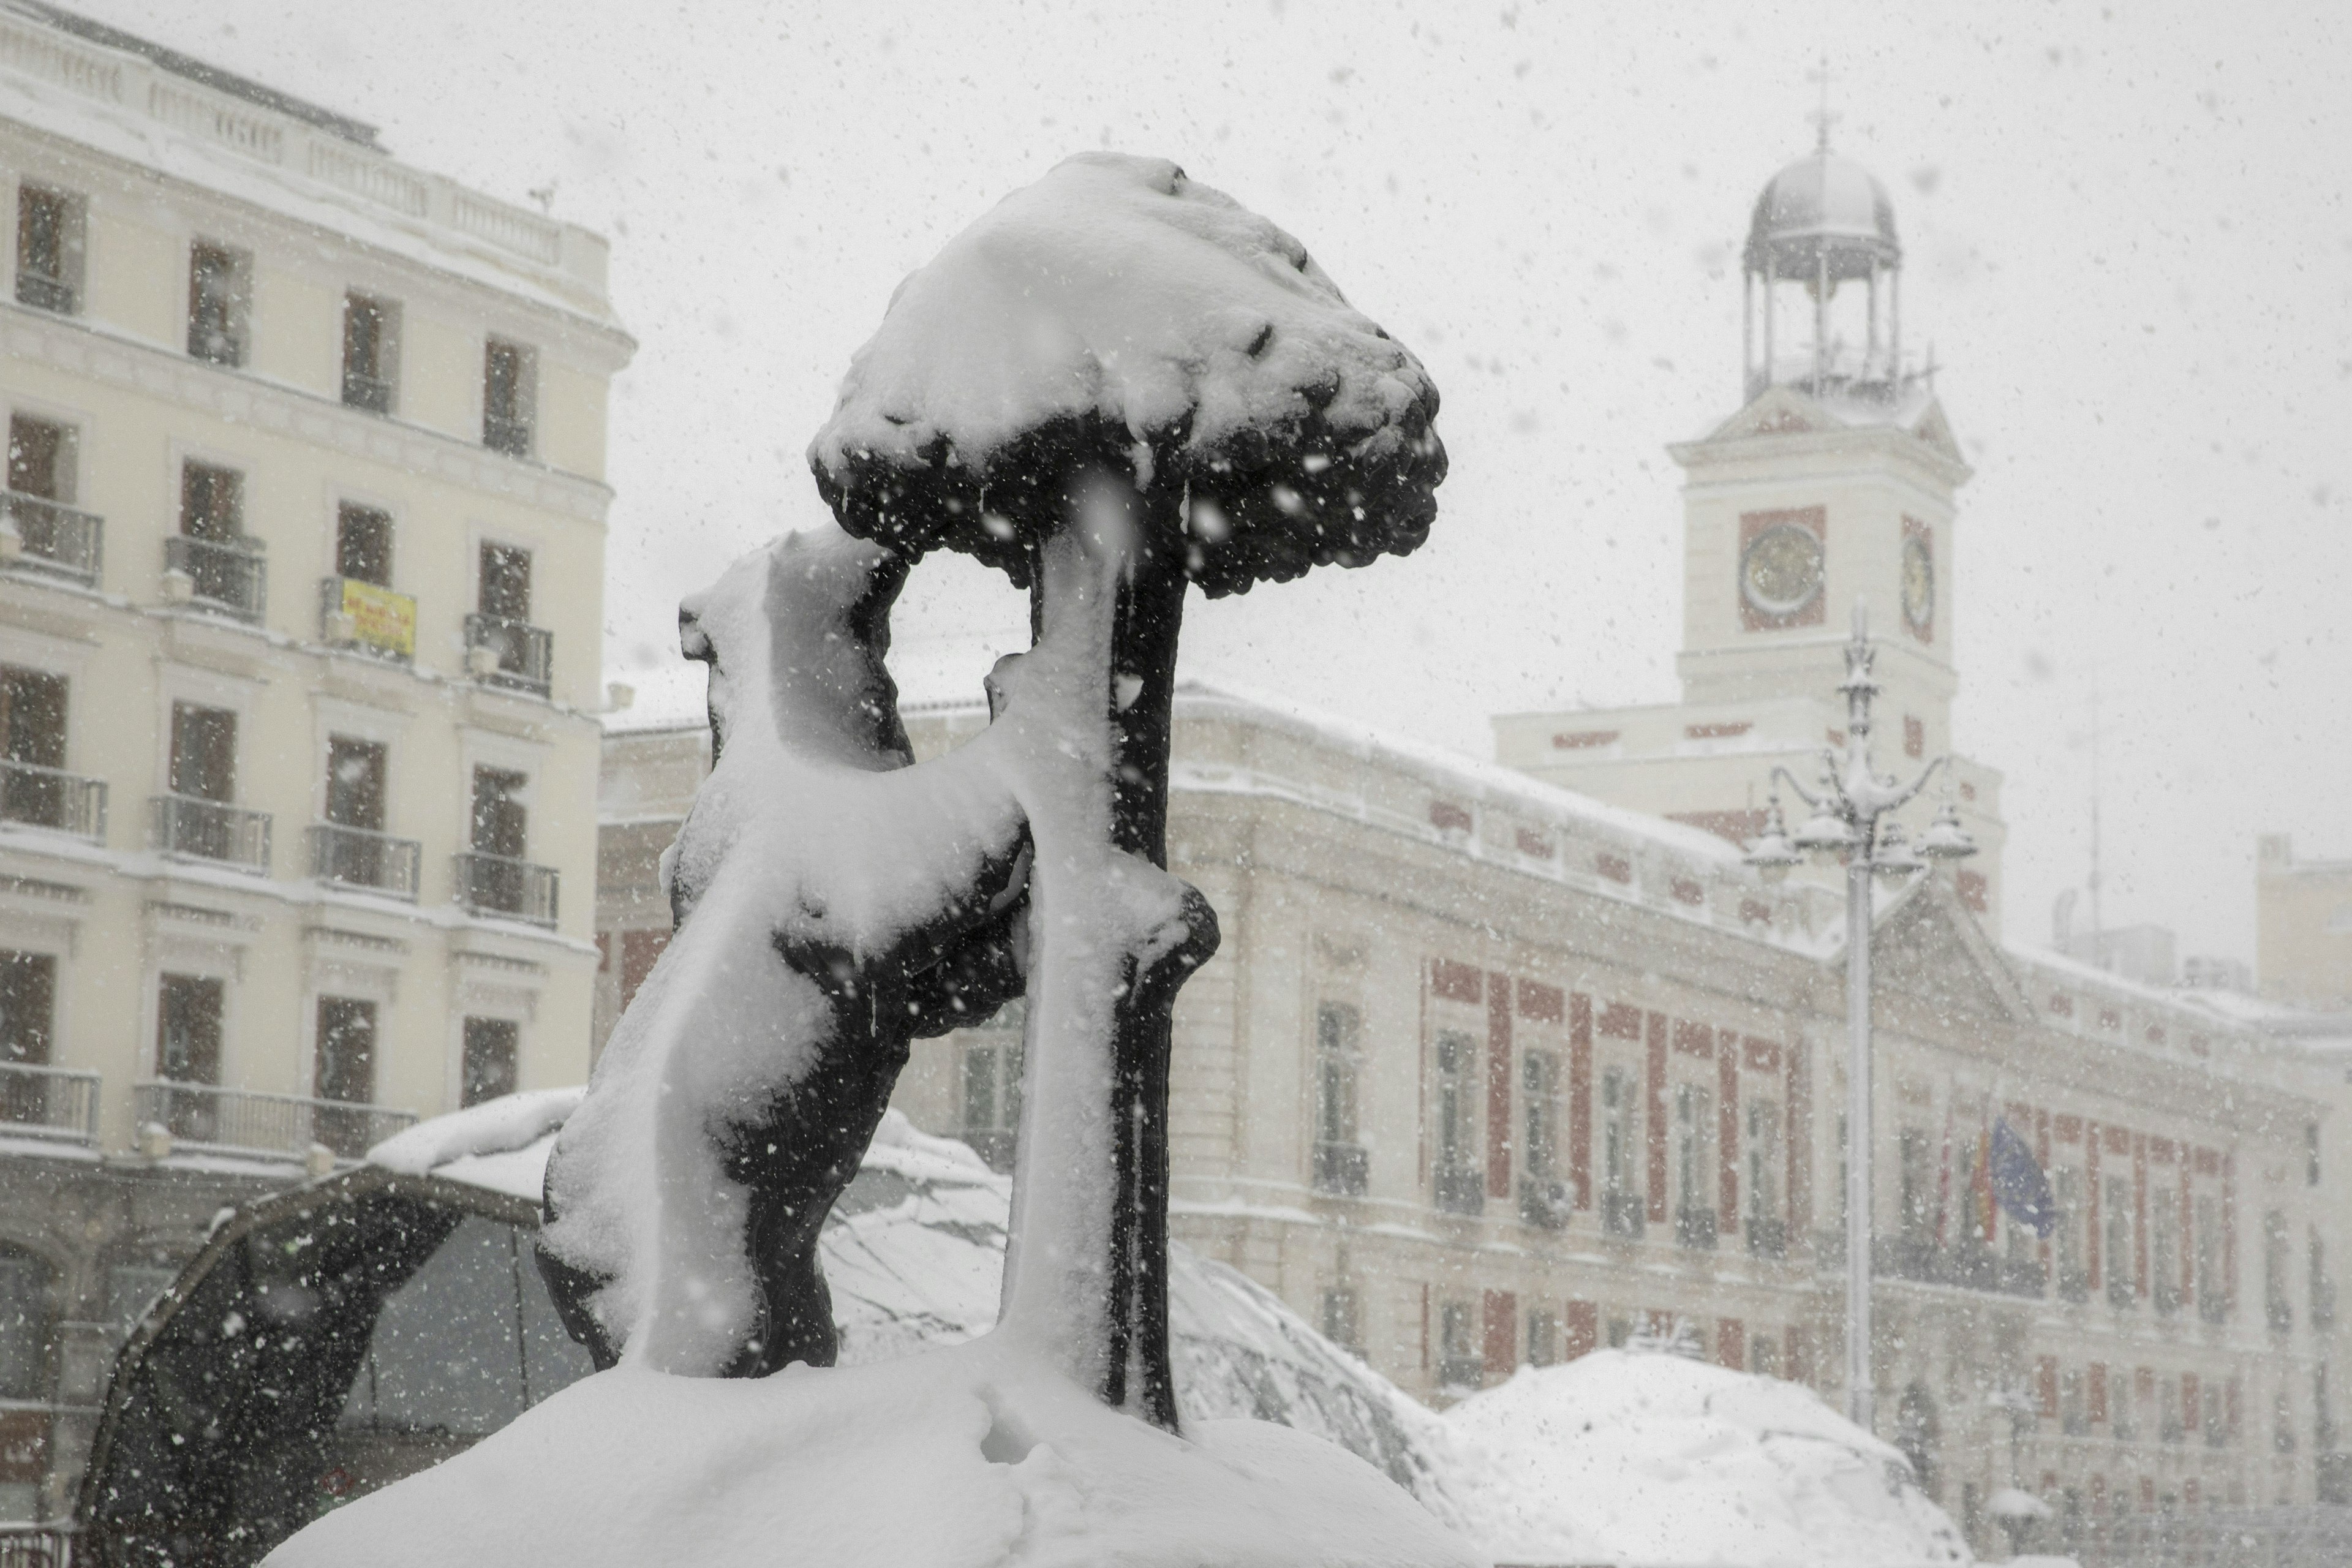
left=1744, top=600, right=1976, bottom=1433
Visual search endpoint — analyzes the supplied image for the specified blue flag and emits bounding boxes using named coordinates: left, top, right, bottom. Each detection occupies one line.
left=1989, top=1117, right=2056, bottom=1238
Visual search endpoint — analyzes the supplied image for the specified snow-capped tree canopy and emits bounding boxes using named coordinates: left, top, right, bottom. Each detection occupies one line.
left=809, top=151, right=1446, bottom=595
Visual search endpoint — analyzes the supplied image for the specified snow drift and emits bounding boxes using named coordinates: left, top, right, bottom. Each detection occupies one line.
left=1444, top=1349, right=1972, bottom=1567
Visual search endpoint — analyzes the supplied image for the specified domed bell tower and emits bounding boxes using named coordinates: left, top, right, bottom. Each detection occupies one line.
left=1493, top=134, right=2007, bottom=933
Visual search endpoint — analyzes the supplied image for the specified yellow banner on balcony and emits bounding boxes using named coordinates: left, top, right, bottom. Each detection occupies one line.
left=337, top=578, right=417, bottom=660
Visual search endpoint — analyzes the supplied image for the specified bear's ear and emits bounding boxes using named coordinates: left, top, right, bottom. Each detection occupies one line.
left=678, top=600, right=713, bottom=663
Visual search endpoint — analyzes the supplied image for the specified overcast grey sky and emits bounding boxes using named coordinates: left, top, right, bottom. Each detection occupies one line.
left=75, top=0, right=2352, bottom=965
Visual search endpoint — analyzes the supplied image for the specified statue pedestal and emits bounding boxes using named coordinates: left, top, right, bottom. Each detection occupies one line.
left=270, top=1337, right=1478, bottom=1568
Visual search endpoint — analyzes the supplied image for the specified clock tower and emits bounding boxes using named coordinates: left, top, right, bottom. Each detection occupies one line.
left=1494, top=140, right=2008, bottom=931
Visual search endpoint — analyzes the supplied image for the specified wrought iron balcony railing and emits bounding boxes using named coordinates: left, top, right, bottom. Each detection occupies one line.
left=454, top=850, right=558, bottom=927
left=1518, top=1176, right=1571, bottom=1231
left=2, top=491, right=104, bottom=587
left=151, top=794, right=271, bottom=873
left=187, top=322, right=244, bottom=367
left=135, top=1079, right=417, bottom=1161
left=165, top=534, right=266, bottom=622
left=464, top=611, right=552, bottom=696
left=0, top=1060, right=100, bottom=1143
left=1431, top=1163, right=1485, bottom=1216
left=309, top=823, right=421, bottom=900
left=0, top=759, right=105, bottom=840
left=483, top=413, right=533, bottom=458
left=1313, top=1140, right=1369, bottom=1197
left=340, top=367, right=394, bottom=414
left=1600, top=1189, right=1646, bottom=1238
left=1745, top=1215, right=1788, bottom=1260
left=1436, top=1355, right=1487, bottom=1391
left=15, top=269, right=76, bottom=314
left=1675, top=1205, right=1718, bottom=1251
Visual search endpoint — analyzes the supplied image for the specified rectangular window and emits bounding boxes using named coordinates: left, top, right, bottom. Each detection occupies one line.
left=1746, top=1096, right=1784, bottom=1257
left=1438, top=1300, right=1480, bottom=1388
left=1321, top=1287, right=1362, bottom=1355
left=957, top=1001, right=1025, bottom=1173
left=470, top=766, right=527, bottom=858
left=1313, top=1001, right=1366, bottom=1196
left=461, top=1017, right=519, bottom=1107
left=6, top=414, right=75, bottom=503
left=1433, top=1028, right=1479, bottom=1204
left=168, top=702, right=236, bottom=802
left=314, top=997, right=377, bottom=1156
left=15, top=183, right=84, bottom=314
left=1673, top=1083, right=1714, bottom=1246
left=0, top=663, right=69, bottom=828
left=2151, top=1188, right=2182, bottom=1316
left=156, top=974, right=222, bottom=1085
left=2105, top=1177, right=2135, bottom=1306
left=325, top=737, right=386, bottom=832
left=335, top=503, right=393, bottom=586
left=0, top=951, right=55, bottom=1131
left=0, top=1251, right=48, bottom=1400
left=1749, top=1334, right=1781, bottom=1377
left=179, top=460, right=243, bottom=542
left=1601, top=1065, right=1641, bottom=1233
left=2266, top=1210, right=2294, bottom=1333
left=187, top=241, right=251, bottom=366
left=483, top=338, right=537, bottom=457
left=1522, top=1049, right=1560, bottom=1180
left=1898, top=1126, right=1935, bottom=1245
left=1526, top=1309, right=1559, bottom=1368
left=478, top=542, right=532, bottom=621
left=2195, top=1195, right=2225, bottom=1322
left=1315, top=1002, right=1360, bottom=1147
left=340, top=292, right=399, bottom=413
left=2054, top=1167, right=2088, bottom=1298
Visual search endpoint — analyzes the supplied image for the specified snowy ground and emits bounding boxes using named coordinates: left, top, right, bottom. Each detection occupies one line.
left=311, top=1105, right=1970, bottom=1568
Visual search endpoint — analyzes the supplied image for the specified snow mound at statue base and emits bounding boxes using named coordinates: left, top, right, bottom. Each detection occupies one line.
left=269, top=1335, right=1478, bottom=1568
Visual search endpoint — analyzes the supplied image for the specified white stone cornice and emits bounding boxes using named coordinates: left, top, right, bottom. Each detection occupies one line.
left=0, top=300, right=614, bottom=526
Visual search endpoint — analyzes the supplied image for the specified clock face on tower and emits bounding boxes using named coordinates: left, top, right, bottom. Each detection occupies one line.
left=1902, top=532, right=1934, bottom=636
left=1741, top=522, right=1825, bottom=617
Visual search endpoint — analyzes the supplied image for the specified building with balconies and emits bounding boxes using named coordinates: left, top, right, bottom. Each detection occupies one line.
left=0, top=2, right=630, bottom=1517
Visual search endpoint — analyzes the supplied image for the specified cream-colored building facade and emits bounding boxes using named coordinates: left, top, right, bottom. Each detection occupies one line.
left=0, top=6, right=628, bottom=1514
left=2258, top=835, right=2352, bottom=1014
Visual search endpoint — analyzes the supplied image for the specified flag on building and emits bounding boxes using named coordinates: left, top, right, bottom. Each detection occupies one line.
left=1988, top=1116, right=2057, bottom=1237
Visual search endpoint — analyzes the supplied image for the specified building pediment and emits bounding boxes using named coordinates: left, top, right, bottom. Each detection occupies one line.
left=1857, top=873, right=2034, bottom=1027
left=1697, top=385, right=1835, bottom=443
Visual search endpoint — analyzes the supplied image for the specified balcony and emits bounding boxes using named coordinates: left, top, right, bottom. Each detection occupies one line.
left=454, top=850, right=558, bottom=927
left=1675, top=1205, right=1718, bottom=1251
left=1436, top=1355, right=1487, bottom=1391
left=484, top=414, right=533, bottom=459
left=1746, top=1216, right=1788, bottom=1260
left=15, top=269, right=76, bottom=315
left=0, top=1061, right=100, bottom=1143
left=1601, top=1189, right=1646, bottom=1238
left=341, top=367, right=394, bottom=415
left=1, top=492, right=104, bottom=587
left=309, top=823, right=421, bottom=900
left=187, top=322, right=244, bottom=368
left=465, top=611, right=552, bottom=697
left=1518, top=1175, right=1571, bottom=1231
left=1431, top=1164, right=1485, bottom=1216
left=135, top=1080, right=417, bottom=1161
left=0, top=759, right=105, bottom=840
left=165, top=534, right=266, bottom=622
left=1313, top=1140, right=1369, bottom=1197
left=960, top=1128, right=1016, bottom=1175
left=318, top=576, right=417, bottom=663
left=151, top=794, right=271, bottom=873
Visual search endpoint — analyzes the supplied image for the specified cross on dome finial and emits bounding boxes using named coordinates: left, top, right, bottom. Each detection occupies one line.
left=1807, top=55, right=1840, bottom=154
